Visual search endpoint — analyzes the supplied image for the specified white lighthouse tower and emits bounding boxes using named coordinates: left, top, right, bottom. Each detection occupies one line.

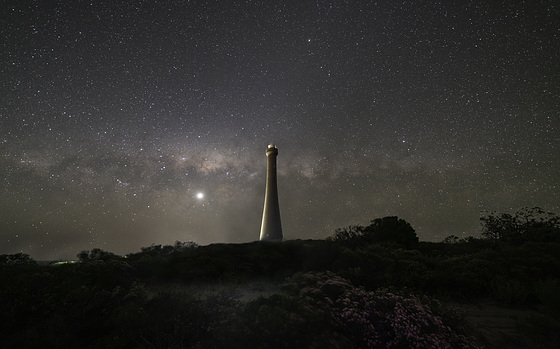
left=259, top=144, right=283, bottom=241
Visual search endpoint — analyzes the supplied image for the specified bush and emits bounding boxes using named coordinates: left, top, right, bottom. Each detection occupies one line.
left=282, top=272, right=482, bottom=348
left=534, top=278, right=560, bottom=314
left=490, top=276, right=530, bottom=305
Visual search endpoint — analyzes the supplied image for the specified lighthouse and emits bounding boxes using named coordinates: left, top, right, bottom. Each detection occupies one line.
left=259, top=144, right=283, bottom=241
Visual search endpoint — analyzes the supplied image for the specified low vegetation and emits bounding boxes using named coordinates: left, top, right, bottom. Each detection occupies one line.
left=1, top=207, right=559, bottom=348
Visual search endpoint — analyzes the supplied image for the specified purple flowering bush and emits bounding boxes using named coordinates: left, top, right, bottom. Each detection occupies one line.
left=284, top=272, right=482, bottom=348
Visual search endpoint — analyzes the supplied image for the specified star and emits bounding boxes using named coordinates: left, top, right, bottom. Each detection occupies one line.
left=0, top=0, right=557, bottom=260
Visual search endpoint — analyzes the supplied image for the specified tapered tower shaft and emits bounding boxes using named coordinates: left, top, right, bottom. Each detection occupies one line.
left=259, top=144, right=283, bottom=241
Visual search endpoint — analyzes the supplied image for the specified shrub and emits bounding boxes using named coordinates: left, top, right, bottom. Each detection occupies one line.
left=284, top=272, right=482, bottom=348
left=490, top=276, right=530, bottom=306
left=534, top=278, right=560, bottom=313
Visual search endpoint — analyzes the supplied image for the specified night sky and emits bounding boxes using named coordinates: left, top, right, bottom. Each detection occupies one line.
left=2, top=1, right=558, bottom=260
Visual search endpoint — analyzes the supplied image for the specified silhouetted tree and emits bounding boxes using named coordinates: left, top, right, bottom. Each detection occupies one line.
left=77, top=248, right=118, bottom=262
left=136, top=241, right=199, bottom=257
left=0, top=253, right=36, bottom=265
left=173, top=240, right=198, bottom=251
left=480, top=207, right=560, bottom=244
left=442, top=235, right=460, bottom=244
left=329, top=217, right=418, bottom=248
left=362, top=216, right=419, bottom=248
left=327, top=225, right=365, bottom=245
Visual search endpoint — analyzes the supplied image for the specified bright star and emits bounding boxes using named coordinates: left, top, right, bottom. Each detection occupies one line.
left=196, top=192, right=204, bottom=199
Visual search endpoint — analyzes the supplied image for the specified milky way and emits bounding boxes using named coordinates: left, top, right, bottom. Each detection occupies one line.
left=1, top=1, right=558, bottom=260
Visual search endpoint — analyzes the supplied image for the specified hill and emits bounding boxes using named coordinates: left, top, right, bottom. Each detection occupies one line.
left=2, top=236, right=560, bottom=348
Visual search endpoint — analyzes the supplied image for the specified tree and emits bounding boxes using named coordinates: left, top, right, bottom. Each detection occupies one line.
left=362, top=216, right=419, bottom=248
left=480, top=207, right=560, bottom=244
left=442, top=235, right=460, bottom=244
left=329, top=217, right=419, bottom=249
left=138, top=241, right=199, bottom=257
left=77, top=248, right=118, bottom=262
left=328, top=225, right=365, bottom=242
left=0, top=253, right=36, bottom=265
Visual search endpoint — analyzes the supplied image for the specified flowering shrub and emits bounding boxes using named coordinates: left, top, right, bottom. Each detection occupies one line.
left=286, top=272, right=482, bottom=348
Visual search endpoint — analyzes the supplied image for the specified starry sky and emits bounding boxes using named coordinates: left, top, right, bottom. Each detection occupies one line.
left=2, top=0, right=559, bottom=260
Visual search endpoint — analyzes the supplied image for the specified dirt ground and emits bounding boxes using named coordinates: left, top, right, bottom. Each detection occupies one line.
left=451, top=299, right=560, bottom=348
